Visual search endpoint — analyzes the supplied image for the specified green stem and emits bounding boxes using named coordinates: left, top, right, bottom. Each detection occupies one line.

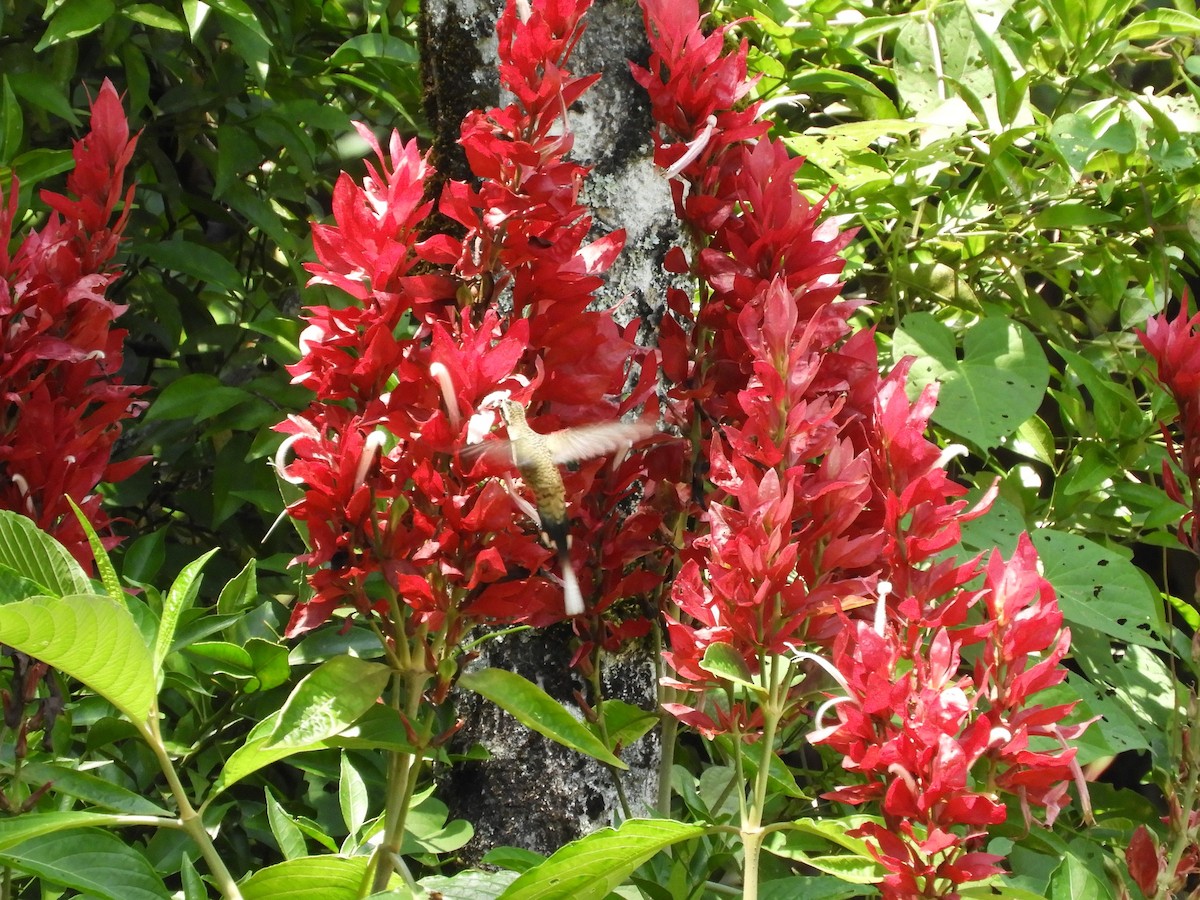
left=741, top=652, right=790, bottom=900
left=139, top=711, right=244, bottom=900
left=367, top=662, right=434, bottom=894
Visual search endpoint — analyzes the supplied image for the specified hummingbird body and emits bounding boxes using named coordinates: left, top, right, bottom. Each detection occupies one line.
left=477, top=400, right=654, bottom=616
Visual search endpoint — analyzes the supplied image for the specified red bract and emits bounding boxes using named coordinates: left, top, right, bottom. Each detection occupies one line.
left=0, top=80, right=146, bottom=565
left=281, top=0, right=662, bottom=651
left=1138, top=299, right=1200, bottom=552
left=810, top=536, right=1086, bottom=896
left=635, top=0, right=1086, bottom=888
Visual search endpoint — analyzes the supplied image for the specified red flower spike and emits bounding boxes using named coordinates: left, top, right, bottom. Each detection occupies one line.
left=0, top=79, right=146, bottom=566
left=282, top=0, right=664, bottom=636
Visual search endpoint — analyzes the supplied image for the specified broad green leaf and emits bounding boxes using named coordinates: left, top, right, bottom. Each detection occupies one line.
left=1033, top=528, right=1165, bottom=648
left=760, top=876, right=872, bottom=900
left=459, top=668, right=627, bottom=770
left=699, top=642, right=762, bottom=694
left=1070, top=631, right=1175, bottom=758
left=0, top=509, right=90, bottom=599
left=591, top=699, right=658, bottom=752
left=154, top=548, right=218, bottom=673
left=421, top=870, right=520, bottom=898
left=34, top=0, right=115, bottom=51
left=764, top=817, right=883, bottom=884
left=0, top=594, right=155, bottom=723
left=17, top=763, right=171, bottom=816
left=0, top=76, right=22, bottom=164
left=324, top=704, right=419, bottom=754
left=240, top=856, right=376, bottom=900
left=66, top=497, right=123, bottom=605
left=266, top=655, right=391, bottom=749
left=329, top=34, right=419, bottom=66
left=961, top=886, right=1049, bottom=899
left=1118, top=7, right=1200, bottom=42
left=136, top=240, right=245, bottom=294
left=144, top=374, right=252, bottom=423
left=122, top=526, right=168, bottom=584
left=181, top=855, right=206, bottom=900
left=7, top=75, right=78, bottom=126
left=0, top=812, right=125, bottom=851
left=265, top=788, right=307, bottom=860
left=894, top=313, right=1049, bottom=451
left=1033, top=204, right=1122, bottom=229
left=217, top=558, right=257, bottom=615
left=122, top=3, right=185, bottom=31
left=0, top=828, right=169, bottom=900
left=209, top=712, right=320, bottom=799
left=498, top=819, right=707, bottom=900
left=339, top=754, right=369, bottom=837
left=1045, top=840, right=1110, bottom=899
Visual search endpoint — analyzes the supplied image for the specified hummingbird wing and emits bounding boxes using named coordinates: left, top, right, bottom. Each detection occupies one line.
left=459, top=440, right=517, bottom=469
left=542, top=421, right=656, bottom=465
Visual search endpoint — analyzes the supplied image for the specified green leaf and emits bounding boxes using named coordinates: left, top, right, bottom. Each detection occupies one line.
left=894, top=313, right=1049, bottom=450
left=1118, top=7, right=1200, bottom=42
left=459, top=668, right=628, bottom=770
left=144, top=374, right=251, bottom=422
left=0, top=828, right=169, bottom=900
left=699, top=642, right=762, bottom=694
left=265, top=788, right=307, bottom=860
left=0, top=510, right=91, bottom=599
left=136, top=239, right=245, bottom=294
left=0, top=812, right=125, bottom=851
left=1033, top=203, right=1122, bottom=229
left=421, top=870, right=521, bottom=897
left=324, top=704, right=419, bottom=754
left=592, top=699, right=658, bottom=752
left=154, top=548, right=218, bottom=673
left=245, top=638, right=291, bottom=692
left=7, top=76, right=78, bottom=126
left=65, top=497, right=123, bottom=605
left=1033, top=528, right=1165, bottom=648
left=122, top=526, right=168, bottom=584
left=339, top=754, right=369, bottom=837
left=217, top=558, right=257, bottom=615
left=764, top=817, right=883, bottom=884
left=266, top=655, right=391, bottom=749
left=209, top=712, right=319, bottom=799
left=34, top=0, right=115, bottom=51
left=17, top=762, right=171, bottom=816
left=498, top=819, right=707, bottom=900
left=329, top=33, right=419, bottom=66
left=121, top=3, right=185, bottom=31
left=0, top=594, right=155, bottom=723
left=240, top=856, right=375, bottom=900
left=0, top=76, right=22, bottom=164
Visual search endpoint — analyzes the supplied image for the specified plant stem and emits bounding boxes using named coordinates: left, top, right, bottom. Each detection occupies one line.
left=139, top=710, right=244, bottom=900
left=368, top=659, right=434, bottom=894
left=741, top=652, right=789, bottom=900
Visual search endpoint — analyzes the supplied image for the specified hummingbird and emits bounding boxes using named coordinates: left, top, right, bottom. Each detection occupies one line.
left=467, top=399, right=655, bottom=616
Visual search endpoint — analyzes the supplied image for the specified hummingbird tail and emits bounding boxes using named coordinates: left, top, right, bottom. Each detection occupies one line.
left=557, top=543, right=584, bottom=616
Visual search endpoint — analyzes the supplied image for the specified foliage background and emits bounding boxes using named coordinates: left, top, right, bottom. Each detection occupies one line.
left=1, top=0, right=1199, bottom=895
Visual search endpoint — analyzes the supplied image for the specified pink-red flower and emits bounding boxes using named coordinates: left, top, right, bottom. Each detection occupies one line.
left=0, top=80, right=146, bottom=565
left=280, top=0, right=662, bottom=650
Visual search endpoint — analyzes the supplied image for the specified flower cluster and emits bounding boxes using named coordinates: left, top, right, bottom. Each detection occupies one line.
left=813, top=536, right=1089, bottom=896
left=1130, top=300, right=1200, bottom=895
left=279, top=0, right=658, bottom=659
left=1138, top=299, right=1200, bottom=553
left=0, top=80, right=145, bottom=565
left=634, top=0, right=1087, bottom=889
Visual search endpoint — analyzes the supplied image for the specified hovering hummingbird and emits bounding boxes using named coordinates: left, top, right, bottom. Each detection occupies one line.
left=467, top=399, right=656, bottom=616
